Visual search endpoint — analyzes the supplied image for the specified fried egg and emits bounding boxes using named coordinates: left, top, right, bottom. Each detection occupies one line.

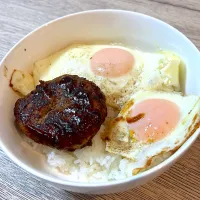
left=105, top=91, right=200, bottom=174
left=32, top=44, right=181, bottom=109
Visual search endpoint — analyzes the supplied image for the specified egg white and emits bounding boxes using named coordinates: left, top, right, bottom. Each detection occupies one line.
left=106, top=90, right=200, bottom=174
left=138, top=51, right=181, bottom=92
left=10, top=70, right=35, bottom=96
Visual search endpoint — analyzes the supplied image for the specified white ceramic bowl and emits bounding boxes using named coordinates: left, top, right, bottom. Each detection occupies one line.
left=0, top=10, right=200, bottom=194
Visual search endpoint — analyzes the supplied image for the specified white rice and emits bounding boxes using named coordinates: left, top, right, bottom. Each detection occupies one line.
left=21, top=107, right=171, bottom=183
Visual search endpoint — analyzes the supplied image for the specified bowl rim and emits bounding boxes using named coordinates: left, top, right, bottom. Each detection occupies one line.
left=0, top=9, right=200, bottom=188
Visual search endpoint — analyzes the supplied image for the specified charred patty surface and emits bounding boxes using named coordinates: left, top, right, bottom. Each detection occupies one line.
left=14, top=74, right=107, bottom=150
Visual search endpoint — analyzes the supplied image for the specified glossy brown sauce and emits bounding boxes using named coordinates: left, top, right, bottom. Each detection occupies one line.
left=126, top=113, right=145, bottom=123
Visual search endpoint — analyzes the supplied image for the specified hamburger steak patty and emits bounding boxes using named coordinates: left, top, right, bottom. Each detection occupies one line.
left=14, top=74, right=107, bottom=150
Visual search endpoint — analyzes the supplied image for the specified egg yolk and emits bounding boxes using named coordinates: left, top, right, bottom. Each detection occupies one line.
left=127, top=99, right=180, bottom=142
left=90, top=48, right=134, bottom=78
